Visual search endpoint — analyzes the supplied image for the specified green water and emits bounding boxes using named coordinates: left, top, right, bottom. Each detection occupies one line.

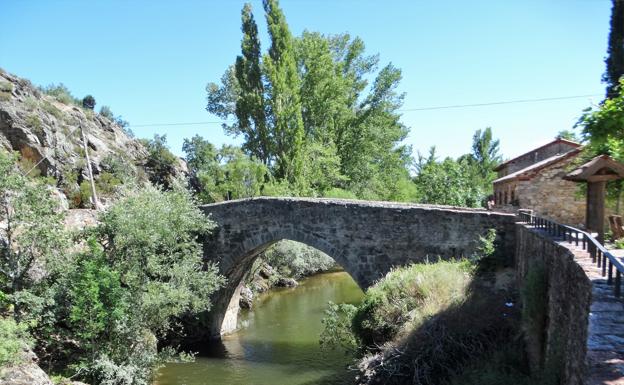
left=156, top=271, right=364, bottom=385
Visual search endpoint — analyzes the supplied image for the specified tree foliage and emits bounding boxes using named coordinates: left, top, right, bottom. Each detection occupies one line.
left=66, top=186, right=224, bottom=384
left=205, top=1, right=415, bottom=201
left=82, top=95, right=96, bottom=110
left=183, top=135, right=268, bottom=202
left=0, top=151, right=67, bottom=321
left=604, top=0, right=624, bottom=99
left=140, top=134, right=178, bottom=190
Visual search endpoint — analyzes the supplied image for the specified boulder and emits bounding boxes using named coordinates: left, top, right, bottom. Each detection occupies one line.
left=0, top=347, right=52, bottom=385
left=274, top=277, right=298, bottom=288
left=239, top=285, right=254, bottom=310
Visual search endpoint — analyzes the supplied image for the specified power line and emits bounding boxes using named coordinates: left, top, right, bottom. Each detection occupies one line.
left=126, top=93, right=603, bottom=128
left=398, top=94, right=602, bottom=112
left=130, top=121, right=227, bottom=128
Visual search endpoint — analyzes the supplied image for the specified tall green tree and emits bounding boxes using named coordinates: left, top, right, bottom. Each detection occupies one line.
left=234, top=4, right=270, bottom=164
left=263, top=0, right=305, bottom=184
left=205, top=5, right=415, bottom=201
left=470, top=127, right=501, bottom=180
left=604, top=0, right=624, bottom=98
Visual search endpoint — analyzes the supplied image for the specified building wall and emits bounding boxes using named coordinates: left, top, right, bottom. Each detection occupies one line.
left=515, top=157, right=585, bottom=226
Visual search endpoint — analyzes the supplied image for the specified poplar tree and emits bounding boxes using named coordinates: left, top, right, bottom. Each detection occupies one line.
left=604, top=0, right=624, bottom=98
left=262, top=0, right=305, bottom=183
left=234, top=4, right=270, bottom=165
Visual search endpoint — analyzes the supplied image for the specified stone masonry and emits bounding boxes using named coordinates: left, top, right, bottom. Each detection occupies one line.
left=517, top=221, right=624, bottom=384
left=515, top=156, right=586, bottom=226
left=200, top=197, right=517, bottom=337
left=516, top=223, right=592, bottom=385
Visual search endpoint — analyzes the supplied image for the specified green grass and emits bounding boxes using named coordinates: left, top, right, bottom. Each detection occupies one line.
left=353, top=260, right=472, bottom=347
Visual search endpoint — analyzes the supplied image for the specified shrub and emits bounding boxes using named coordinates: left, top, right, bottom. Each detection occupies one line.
left=79, top=180, right=93, bottom=207
left=140, top=135, right=178, bottom=190
left=352, top=261, right=472, bottom=347
left=96, top=172, right=122, bottom=196
left=0, top=81, right=12, bottom=102
left=40, top=83, right=79, bottom=105
left=24, top=96, right=38, bottom=111
left=41, top=101, right=63, bottom=119
left=17, top=156, right=42, bottom=178
left=99, top=105, right=114, bottom=120
left=82, top=95, right=96, bottom=110
left=26, top=114, right=42, bottom=135
left=101, top=154, right=136, bottom=184
left=320, top=302, right=359, bottom=353
left=262, top=240, right=336, bottom=278
left=0, top=81, right=12, bottom=93
left=0, top=317, right=31, bottom=367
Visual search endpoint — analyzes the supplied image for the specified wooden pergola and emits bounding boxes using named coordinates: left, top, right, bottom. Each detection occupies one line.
left=564, top=155, right=624, bottom=243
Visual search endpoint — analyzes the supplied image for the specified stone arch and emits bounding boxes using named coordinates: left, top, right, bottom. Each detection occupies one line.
left=200, top=197, right=517, bottom=338
left=204, top=230, right=362, bottom=337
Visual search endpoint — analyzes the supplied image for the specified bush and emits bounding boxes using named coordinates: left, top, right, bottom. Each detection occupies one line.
left=40, top=83, right=79, bottom=105
left=262, top=240, right=336, bottom=279
left=17, top=156, right=42, bottom=178
left=82, top=95, right=96, bottom=110
left=320, top=302, right=359, bottom=353
left=0, top=317, right=31, bottom=367
left=26, top=114, right=43, bottom=135
left=0, top=81, right=12, bottom=102
left=41, top=101, right=63, bottom=119
left=140, top=135, right=178, bottom=190
left=352, top=261, right=472, bottom=347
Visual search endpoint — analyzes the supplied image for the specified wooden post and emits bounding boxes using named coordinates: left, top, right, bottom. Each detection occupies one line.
left=586, top=181, right=606, bottom=244
left=80, top=126, right=100, bottom=210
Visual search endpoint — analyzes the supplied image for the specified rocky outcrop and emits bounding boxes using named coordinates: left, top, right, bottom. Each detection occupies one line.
left=0, top=69, right=187, bottom=205
left=0, top=347, right=89, bottom=385
left=274, top=277, right=298, bottom=288
left=0, top=347, right=52, bottom=385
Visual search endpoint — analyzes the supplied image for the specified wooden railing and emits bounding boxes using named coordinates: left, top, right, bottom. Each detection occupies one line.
left=518, top=211, right=623, bottom=298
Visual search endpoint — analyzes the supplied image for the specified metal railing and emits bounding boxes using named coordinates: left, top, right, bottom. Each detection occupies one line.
left=518, top=211, right=624, bottom=298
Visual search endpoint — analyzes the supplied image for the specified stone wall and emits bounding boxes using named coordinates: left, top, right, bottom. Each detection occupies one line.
left=515, top=224, right=592, bottom=385
left=200, top=197, right=517, bottom=337
left=505, top=156, right=585, bottom=226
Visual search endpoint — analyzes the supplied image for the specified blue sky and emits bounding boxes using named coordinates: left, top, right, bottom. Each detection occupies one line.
left=0, top=0, right=613, bottom=162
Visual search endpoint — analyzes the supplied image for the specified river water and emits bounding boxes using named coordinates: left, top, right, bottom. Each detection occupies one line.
left=156, top=271, right=364, bottom=385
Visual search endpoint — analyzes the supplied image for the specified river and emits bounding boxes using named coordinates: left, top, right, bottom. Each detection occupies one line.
left=156, top=271, right=364, bottom=385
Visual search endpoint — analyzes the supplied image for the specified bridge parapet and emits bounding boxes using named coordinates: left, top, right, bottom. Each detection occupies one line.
left=517, top=214, right=624, bottom=384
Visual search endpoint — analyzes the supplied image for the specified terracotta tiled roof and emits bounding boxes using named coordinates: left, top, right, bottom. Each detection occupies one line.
left=493, top=148, right=581, bottom=184
left=493, top=138, right=582, bottom=172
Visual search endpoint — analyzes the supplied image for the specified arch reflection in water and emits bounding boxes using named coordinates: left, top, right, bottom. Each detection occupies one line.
left=156, top=270, right=363, bottom=385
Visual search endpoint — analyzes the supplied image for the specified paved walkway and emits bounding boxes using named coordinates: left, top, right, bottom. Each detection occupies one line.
left=552, top=234, right=624, bottom=385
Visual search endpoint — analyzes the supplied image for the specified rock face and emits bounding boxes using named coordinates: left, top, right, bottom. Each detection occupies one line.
left=0, top=69, right=187, bottom=204
left=0, top=347, right=52, bottom=385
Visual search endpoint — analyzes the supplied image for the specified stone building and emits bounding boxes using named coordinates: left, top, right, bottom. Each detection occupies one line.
left=493, top=138, right=585, bottom=226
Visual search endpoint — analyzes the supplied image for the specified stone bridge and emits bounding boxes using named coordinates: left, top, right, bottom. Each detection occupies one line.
left=200, top=197, right=517, bottom=336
